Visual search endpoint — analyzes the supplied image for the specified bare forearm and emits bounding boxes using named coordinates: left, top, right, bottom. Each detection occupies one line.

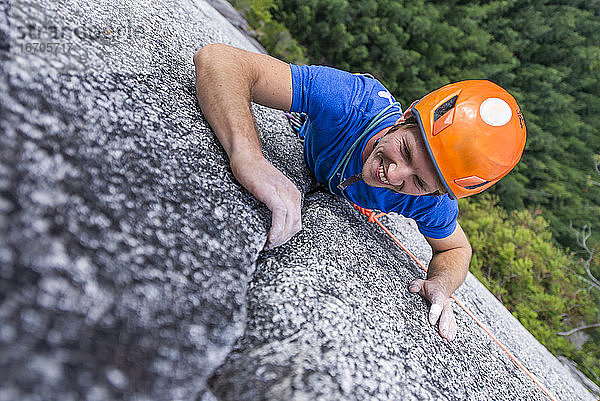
left=426, top=246, right=471, bottom=296
left=193, top=44, right=302, bottom=249
left=193, top=44, right=292, bottom=163
left=193, top=44, right=262, bottom=160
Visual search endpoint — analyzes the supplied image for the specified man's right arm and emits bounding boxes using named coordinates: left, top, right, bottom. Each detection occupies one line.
left=193, top=43, right=301, bottom=249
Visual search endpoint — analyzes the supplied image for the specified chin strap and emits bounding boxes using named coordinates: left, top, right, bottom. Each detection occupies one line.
left=336, top=134, right=386, bottom=192
left=337, top=173, right=363, bottom=191
left=373, top=136, right=382, bottom=149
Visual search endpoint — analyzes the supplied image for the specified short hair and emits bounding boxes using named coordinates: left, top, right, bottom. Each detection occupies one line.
left=389, top=115, right=448, bottom=197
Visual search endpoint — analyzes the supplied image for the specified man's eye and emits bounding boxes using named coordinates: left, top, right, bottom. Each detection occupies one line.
left=403, top=140, right=411, bottom=162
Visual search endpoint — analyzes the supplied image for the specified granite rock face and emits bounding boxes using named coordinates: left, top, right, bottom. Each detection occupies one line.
left=207, top=193, right=587, bottom=401
left=0, top=1, right=311, bottom=400
left=0, top=1, right=595, bottom=401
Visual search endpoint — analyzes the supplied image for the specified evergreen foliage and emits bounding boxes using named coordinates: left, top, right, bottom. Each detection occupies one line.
left=459, top=195, right=597, bottom=366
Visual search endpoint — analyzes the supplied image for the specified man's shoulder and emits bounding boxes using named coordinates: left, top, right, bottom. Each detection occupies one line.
left=389, top=194, right=459, bottom=239
left=382, top=193, right=458, bottom=224
left=291, top=64, right=396, bottom=111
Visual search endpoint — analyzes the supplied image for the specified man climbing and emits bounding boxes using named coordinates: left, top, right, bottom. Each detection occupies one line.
left=193, top=43, right=526, bottom=342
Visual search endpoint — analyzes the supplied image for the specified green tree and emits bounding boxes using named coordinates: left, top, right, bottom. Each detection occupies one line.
left=459, top=195, right=598, bottom=381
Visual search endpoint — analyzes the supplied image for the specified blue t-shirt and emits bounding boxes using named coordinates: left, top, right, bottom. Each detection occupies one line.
left=289, top=64, right=458, bottom=239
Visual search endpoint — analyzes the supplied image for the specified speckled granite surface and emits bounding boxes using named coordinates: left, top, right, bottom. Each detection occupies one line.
left=0, top=1, right=594, bottom=400
left=208, top=193, right=575, bottom=401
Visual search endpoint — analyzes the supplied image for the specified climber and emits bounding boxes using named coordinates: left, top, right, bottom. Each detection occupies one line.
left=193, top=43, right=527, bottom=342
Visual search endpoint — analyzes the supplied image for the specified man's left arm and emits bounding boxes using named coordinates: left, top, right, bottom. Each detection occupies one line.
left=408, top=222, right=472, bottom=341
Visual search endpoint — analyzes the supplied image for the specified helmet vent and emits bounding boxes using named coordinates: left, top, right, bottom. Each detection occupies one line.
left=433, top=95, right=458, bottom=122
left=454, top=176, right=490, bottom=190
left=465, top=181, right=490, bottom=190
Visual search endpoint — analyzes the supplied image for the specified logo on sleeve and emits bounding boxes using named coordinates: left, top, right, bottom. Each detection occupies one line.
left=378, top=90, right=394, bottom=105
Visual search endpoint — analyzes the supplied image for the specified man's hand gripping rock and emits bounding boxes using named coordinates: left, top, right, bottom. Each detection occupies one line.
left=409, top=278, right=457, bottom=342
left=231, top=153, right=302, bottom=250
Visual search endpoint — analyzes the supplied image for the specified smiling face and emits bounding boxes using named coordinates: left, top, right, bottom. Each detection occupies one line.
left=361, top=122, right=445, bottom=196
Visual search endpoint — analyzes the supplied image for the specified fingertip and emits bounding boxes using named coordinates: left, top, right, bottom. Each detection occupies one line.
left=429, top=303, right=443, bottom=325
left=408, top=279, right=422, bottom=293
left=443, top=328, right=456, bottom=342
left=263, top=236, right=279, bottom=250
left=439, top=320, right=448, bottom=335
left=430, top=303, right=443, bottom=316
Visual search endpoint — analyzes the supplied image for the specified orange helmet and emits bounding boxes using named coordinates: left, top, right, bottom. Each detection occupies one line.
left=408, top=80, right=526, bottom=199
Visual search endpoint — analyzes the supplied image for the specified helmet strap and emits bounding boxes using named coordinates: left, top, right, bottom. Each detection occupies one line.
left=337, top=173, right=363, bottom=191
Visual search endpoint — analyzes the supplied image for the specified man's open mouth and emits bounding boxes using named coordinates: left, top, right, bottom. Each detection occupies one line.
left=377, top=160, right=390, bottom=185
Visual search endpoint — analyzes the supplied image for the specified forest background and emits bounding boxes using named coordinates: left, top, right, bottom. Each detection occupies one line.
left=225, top=0, right=600, bottom=389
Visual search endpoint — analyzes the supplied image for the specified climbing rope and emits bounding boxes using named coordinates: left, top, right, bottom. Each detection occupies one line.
left=284, top=111, right=306, bottom=136
left=353, top=204, right=559, bottom=401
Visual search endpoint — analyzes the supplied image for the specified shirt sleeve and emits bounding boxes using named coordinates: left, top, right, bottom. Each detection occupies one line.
left=411, top=196, right=459, bottom=239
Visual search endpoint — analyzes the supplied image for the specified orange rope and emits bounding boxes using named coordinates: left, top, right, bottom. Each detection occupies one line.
left=353, top=204, right=559, bottom=401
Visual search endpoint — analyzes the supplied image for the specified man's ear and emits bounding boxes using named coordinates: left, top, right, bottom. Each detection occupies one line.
left=395, top=108, right=413, bottom=124
left=400, top=99, right=420, bottom=122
